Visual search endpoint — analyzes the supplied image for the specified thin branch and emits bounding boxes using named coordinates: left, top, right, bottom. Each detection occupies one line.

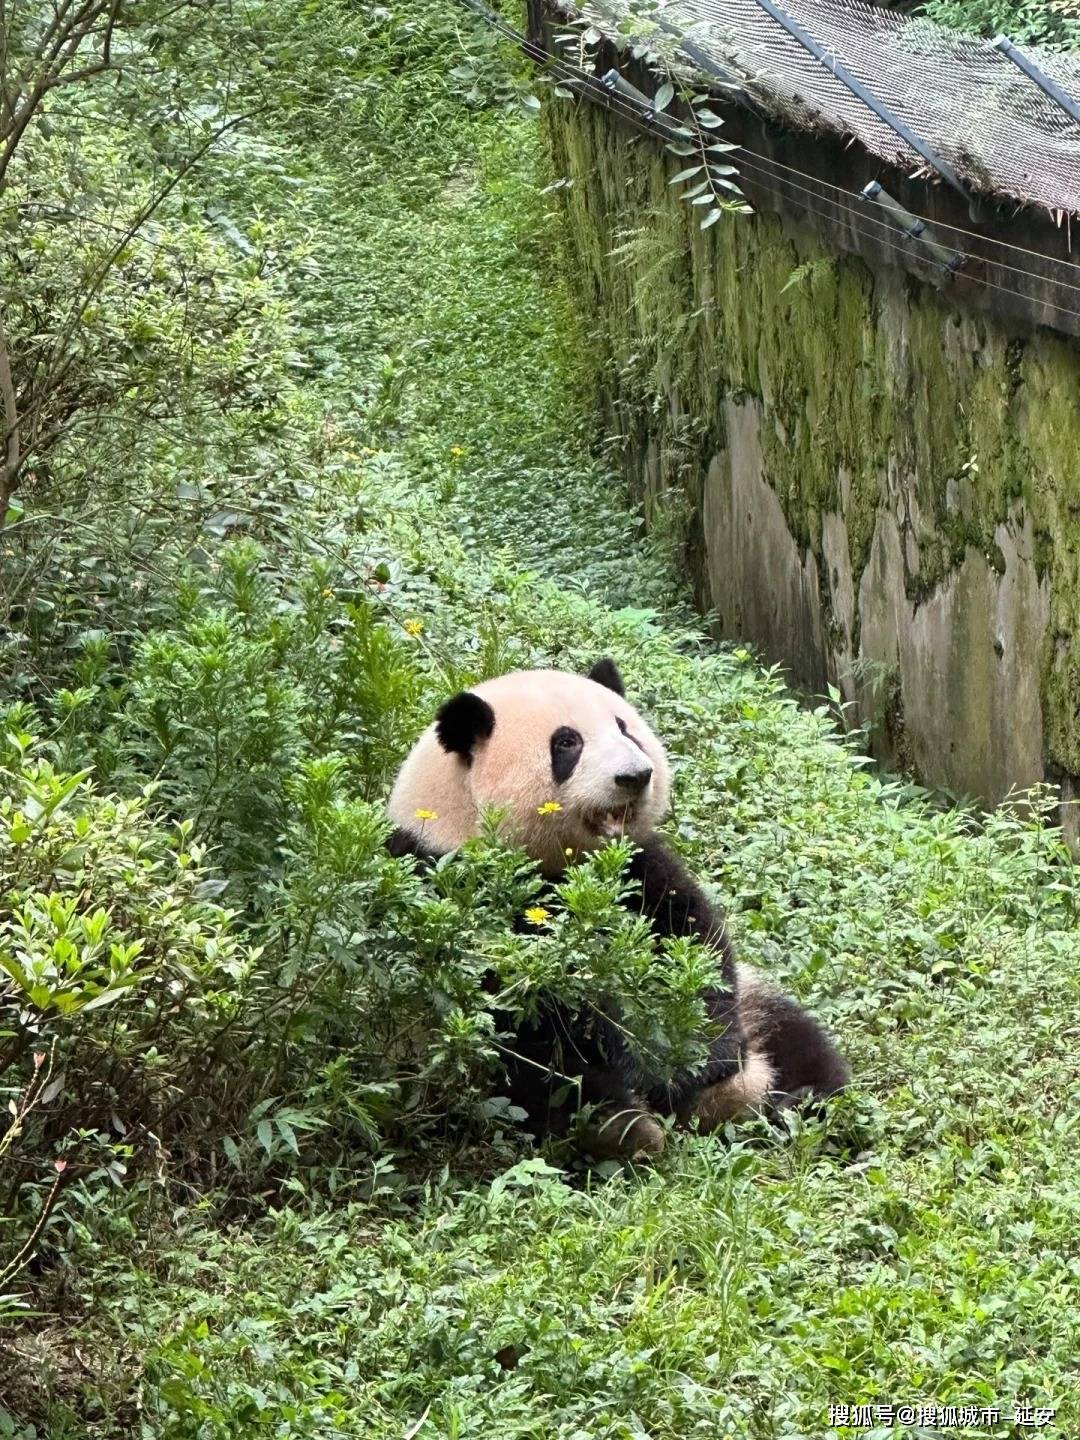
left=0, top=305, right=20, bottom=521
left=0, top=1164, right=70, bottom=1286
left=0, top=0, right=118, bottom=187
left=11, top=108, right=258, bottom=467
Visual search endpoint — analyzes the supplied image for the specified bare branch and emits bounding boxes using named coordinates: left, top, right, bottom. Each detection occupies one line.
left=0, top=0, right=119, bottom=188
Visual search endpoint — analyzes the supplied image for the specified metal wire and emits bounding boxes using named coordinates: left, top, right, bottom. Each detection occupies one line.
left=684, top=142, right=1080, bottom=288
left=449, top=0, right=1080, bottom=318
left=556, top=67, right=1080, bottom=317
left=993, top=34, right=1080, bottom=125
left=748, top=0, right=968, bottom=196
left=573, top=0, right=1080, bottom=215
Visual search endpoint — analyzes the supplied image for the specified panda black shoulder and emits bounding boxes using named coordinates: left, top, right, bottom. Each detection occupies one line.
left=387, top=826, right=444, bottom=870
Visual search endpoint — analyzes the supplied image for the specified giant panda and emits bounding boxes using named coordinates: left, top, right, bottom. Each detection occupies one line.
left=387, top=659, right=849, bottom=1160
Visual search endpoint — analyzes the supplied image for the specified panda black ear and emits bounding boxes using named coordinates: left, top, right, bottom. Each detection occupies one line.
left=587, top=658, right=625, bottom=698
left=435, top=691, right=495, bottom=762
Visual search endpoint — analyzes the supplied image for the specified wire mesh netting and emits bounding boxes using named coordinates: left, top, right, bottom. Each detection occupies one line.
left=569, top=0, right=1080, bottom=213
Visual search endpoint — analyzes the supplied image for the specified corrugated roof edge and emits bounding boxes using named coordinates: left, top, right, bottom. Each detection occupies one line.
left=546, top=0, right=1080, bottom=216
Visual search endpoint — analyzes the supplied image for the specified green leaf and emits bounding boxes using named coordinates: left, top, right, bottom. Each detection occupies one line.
left=275, top=1117, right=299, bottom=1154
left=0, top=952, right=30, bottom=990
left=668, top=165, right=704, bottom=185
left=653, top=81, right=675, bottom=112
left=79, top=978, right=142, bottom=1012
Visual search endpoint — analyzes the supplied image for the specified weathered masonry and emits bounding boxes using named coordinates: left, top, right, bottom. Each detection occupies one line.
left=528, top=0, right=1080, bottom=832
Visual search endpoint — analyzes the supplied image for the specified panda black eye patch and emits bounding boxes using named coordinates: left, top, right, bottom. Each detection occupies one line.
left=550, top=726, right=583, bottom=783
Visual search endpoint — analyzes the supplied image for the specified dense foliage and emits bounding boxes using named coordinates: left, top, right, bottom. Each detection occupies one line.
left=2, top=0, right=1078, bottom=1436
left=921, top=0, right=1079, bottom=49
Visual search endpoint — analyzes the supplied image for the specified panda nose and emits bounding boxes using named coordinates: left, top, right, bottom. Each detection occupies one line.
left=615, top=766, right=652, bottom=795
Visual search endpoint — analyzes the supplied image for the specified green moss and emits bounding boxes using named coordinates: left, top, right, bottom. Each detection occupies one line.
left=1022, top=336, right=1080, bottom=773
left=545, top=98, right=1080, bottom=784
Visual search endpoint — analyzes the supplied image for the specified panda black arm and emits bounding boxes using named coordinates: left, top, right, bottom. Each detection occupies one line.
left=624, top=836, right=745, bottom=1104
left=625, top=836, right=735, bottom=964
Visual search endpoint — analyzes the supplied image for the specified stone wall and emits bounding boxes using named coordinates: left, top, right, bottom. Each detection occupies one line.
left=543, top=94, right=1080, bottom=832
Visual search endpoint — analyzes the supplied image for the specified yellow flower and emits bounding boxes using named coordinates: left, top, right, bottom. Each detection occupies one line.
left=450, top=445, right=466, bottom=458
left=524, top=906, right=551, bottom=926
left=321, top=587, right=335, bottom=599
left=403, top=619, right=424, bottom=636
left=565, top=847, right=574, bottom=857
left=413, top=808, right=438, bottom=822
left=537, top=801, right=562, bottom=815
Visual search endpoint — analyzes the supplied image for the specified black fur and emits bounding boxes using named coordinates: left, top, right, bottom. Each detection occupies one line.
left=498, top=1000, right=647, bottom=1146
left=435, top=691, right=495, bottom=762
left=387, top=826, right=440, bottom=863
left=615, top=716, right=647, bottom=755
left=742, top=985, right=850, bottom=1102
left=624, top=838, right=744, bottom=1109
left=386, top=825, right=790, bottom=1139
left=550, top=726, right=584, bottom=783
left=588, top=658, right=625, bottom=696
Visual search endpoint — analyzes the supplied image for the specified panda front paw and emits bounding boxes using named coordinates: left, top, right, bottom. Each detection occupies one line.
left=574, top=1103, right=666, bottom=1162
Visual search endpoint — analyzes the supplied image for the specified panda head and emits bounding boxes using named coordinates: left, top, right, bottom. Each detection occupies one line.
left=388, top=660, right=671, bottom=875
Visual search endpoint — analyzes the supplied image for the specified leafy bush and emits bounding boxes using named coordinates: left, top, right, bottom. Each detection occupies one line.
left=920, top=0, right=1080, bottom=50
left=0, top=727, right=253, bottom=1326
left=0, top=707, right=728, bottom=1341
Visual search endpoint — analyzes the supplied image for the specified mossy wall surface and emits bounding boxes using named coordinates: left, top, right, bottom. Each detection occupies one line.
left=545, top=98, right=1080, bottom=819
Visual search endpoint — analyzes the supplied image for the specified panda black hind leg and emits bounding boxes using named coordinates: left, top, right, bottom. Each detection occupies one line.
left=735, top=963, right=850, bottom=1111
left=689, top=967, right=849, bottom=1132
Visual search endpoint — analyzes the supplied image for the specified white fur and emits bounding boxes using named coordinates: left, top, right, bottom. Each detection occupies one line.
left=389, top=670, right=671, bottom=875
left=735, top=962, right=776, bottom=1044
left=690, top=1048, right=776, bottom=1130
left=678, top=965, right=782, bottom=1130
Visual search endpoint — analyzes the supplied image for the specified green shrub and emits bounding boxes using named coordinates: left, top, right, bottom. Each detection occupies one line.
left=0, top=704, right=726, bottom=1313
left=0, top=726, right=254, bottom=1318
left=921, top=0, right=1080, bottom=50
